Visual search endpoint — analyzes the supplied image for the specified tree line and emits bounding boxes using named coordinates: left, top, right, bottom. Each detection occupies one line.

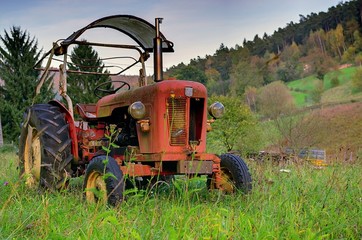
left=165, top=0, right=362, bottom=96
left=1, top=1, right=361, bottom=154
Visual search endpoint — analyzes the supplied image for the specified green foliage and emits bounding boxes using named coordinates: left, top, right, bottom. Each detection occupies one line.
left=326, top=24, right=345, bottom=59
left=327, top=70, right=341, bottom=88
left=67, top=43, right=110, bottom=103
left=351, top=66, right=362, bottom=92
left=330, top=76, right=340, bottom=88
left=277, top=42, right=303, bottom=82
left=1, top=150, right=361, bottom=239
left=0, top=26, right=51, bottom=142
left=205, top=68, right=229, bottom=96
left=229, top=60, right=263, bottom=96
left=0, top=144, right=16, bottom=153
left=169, top=64, right=207, bottom=84
left=354, top=52, right=362, bottom=65
left=207, top=95, right=258, bottom=153
left=212, top=43, right=232, bottom=80
left=287, top=66, right=362, bottom=106
left=164, top=1, right=361, bottom=97
left=310, top=79, right=324, bottom=103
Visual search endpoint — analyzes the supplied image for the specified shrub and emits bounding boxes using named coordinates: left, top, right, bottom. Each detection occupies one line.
left=207, top=95, right=260, bottom=153
left=330, top=76, right=340, bottom=88
left=351, top=66, right=362, bottom=93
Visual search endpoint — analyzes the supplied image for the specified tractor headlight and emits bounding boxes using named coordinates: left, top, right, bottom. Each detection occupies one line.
left=208, top=102, right=225, bottom=119
left=128, top=101, right=146, bottom=119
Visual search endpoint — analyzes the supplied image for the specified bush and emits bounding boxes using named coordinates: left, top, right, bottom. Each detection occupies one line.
left=207, top=95, right=260, bottom=153
left=330, top=76, right=340, bottom=88
left=257, top=81, right=295, bottom=119
left=351, top=66, right=362, bottom=93
left=310, top=80, right=324, bottom=103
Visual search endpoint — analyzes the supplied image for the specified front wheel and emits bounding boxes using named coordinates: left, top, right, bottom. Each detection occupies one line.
left=83, top=155, right=124, bottom=206
left=208, top=154, right=252, bottom=193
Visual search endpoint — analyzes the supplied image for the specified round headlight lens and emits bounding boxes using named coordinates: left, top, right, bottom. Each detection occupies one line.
left=208, top=101, right=225, bottom=119
left=128, top=101, right=146, bottom=119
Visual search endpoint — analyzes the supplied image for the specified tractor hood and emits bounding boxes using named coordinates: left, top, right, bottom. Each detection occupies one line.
left=95, top=80, right=207, bottom=118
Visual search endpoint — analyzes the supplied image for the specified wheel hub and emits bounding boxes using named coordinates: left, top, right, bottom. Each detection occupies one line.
left=23, top=126, right=41, bottom=187
left=85, top=171, right=107, bottom=204
left=219, top=169, right=234, bottom=193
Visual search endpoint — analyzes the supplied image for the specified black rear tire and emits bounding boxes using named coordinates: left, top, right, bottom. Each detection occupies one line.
left=208, top=154, right=252, bottom=193
left=18, top=104, right=73, bottom=190
left=83, top=155, right=124, bottom=206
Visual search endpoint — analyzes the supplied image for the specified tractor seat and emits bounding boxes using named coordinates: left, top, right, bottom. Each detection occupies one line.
left=75, top=103, right=97, bottom=121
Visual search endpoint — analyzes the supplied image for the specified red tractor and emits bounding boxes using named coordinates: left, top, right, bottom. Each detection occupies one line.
left=18, top=15, right=252, bottom=205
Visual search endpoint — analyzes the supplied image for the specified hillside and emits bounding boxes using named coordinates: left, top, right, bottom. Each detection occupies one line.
left=166, top=0, right=362, bottom=98
left=311, top=101, right=362, bottom=161
left=288, top=66, right=362, bottom=107
left=280, top=66, right=362, bottom=161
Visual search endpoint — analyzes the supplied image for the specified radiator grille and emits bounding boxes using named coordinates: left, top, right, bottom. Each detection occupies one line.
left=168, top=97, right=187, bottom=145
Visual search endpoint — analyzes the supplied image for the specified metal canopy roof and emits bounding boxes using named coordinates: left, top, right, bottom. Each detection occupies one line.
left=57, top=15, right=174, bottom=53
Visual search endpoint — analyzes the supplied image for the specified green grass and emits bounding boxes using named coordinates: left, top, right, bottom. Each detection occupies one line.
left=288, top=75, right=319, bottom=92
left=324, top=67, right=357, bottom=90
left=290, top=90, right=309, bottom=107
left=287, top=75, right=320, bottom=107
left=1, top=149, right=361, bottom=239
left=287, top=66, right=360, bottom=107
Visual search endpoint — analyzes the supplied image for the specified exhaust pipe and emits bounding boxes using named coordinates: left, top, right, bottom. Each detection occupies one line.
left=154, top=18, right=163, bottom=82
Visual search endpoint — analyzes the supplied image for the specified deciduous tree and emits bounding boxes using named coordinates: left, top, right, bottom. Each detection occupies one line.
left=170, top=64, right=207, bottom=84
left=229, top=58, right=263, bottom=96
left=257, top=81, right=323, bottom=152
left=257, top=81, right=295, bottom=120
left=207, top=95, right=258, bottom=153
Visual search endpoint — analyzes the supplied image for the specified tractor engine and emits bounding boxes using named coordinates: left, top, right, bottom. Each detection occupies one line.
left=75, top=109, right=139, bottom=163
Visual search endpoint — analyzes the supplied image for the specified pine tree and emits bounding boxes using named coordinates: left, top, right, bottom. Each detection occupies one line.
left=0, top=26, right=47, bottom=142
left=67, top=43, right=110, bottom=103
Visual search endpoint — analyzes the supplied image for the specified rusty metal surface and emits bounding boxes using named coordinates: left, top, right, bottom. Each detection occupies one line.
left=177, top=160, right=213, bottom=174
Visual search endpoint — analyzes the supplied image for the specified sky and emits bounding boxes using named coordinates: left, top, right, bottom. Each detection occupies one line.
left=0, top=0, right=342, bottom=74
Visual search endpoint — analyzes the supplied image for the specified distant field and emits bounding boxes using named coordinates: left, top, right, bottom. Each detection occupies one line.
left=290, top=90, right=309, bottom=107
left=288, top=75, right=320, bottom=93
left=287, top=66, right=361, bottom=107
left=324, top=67, right=357, bottom=90
left=0, top=149, right=361, bottom=239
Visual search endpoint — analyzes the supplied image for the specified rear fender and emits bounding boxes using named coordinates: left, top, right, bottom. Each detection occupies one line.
left=48, top=100, right=79, bottom=161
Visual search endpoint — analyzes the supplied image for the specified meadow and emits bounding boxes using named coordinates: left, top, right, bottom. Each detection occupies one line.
left=288, top=66, right=362, bottom=107
left=0, top=147, right=361, bottom=239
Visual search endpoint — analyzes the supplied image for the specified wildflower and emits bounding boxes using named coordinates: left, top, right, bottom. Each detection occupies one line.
left=3, top=181, right=9, bottom=186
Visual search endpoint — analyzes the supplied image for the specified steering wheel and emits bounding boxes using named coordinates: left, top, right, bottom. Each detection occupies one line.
left=94, top=80, right=131, bottom=98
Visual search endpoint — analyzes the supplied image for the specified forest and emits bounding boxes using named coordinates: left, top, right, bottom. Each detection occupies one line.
left=165, top=0, right=362, bottom=97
